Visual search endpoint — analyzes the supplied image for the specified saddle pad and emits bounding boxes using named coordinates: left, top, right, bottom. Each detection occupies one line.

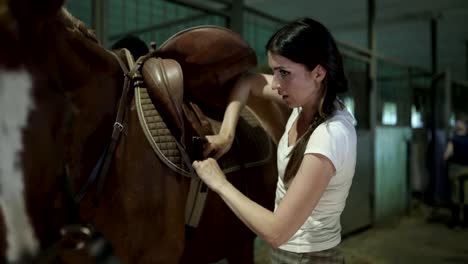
left=136, top=87, right=191, bottom=176
left=135, top=86, right=273, bottom=177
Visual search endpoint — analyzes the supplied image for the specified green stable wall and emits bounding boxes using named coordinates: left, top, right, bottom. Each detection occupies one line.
left=374, top=126, right=411, bottom=222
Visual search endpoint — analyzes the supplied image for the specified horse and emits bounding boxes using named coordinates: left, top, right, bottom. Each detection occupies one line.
left=0, top=0, right=290, bottom=263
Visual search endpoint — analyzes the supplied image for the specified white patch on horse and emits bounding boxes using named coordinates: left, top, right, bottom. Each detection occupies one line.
left=0, top=68, right=39, bottom=262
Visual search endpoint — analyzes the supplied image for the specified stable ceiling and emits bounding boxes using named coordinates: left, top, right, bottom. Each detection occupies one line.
left=201, top=0, right=468, bottom=81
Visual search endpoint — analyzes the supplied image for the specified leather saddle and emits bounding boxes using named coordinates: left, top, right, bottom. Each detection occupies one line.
left=135, top=24, right=271, bottom=163
left=140, top=25, right=257, bottom=146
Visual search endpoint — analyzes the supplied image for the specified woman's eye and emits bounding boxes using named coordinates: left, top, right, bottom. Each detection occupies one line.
left=279, top=70, right=290, bottom=77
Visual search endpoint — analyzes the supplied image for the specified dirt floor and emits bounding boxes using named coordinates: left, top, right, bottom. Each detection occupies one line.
left=251, top=201, right=468, bottom=264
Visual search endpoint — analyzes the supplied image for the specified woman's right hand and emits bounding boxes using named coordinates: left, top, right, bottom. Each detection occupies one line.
left=203, top=133, right=233, bottom=160
left=192, top=158, right=228, bottom=193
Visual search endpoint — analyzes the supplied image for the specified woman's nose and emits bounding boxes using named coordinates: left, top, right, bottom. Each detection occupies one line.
left=271, top=77, right=280, bottom=90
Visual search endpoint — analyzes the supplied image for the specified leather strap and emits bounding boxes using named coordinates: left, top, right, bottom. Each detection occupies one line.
left=95, top=49, right=138, bottom=202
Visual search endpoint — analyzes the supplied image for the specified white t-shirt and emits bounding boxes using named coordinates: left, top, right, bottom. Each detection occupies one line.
left=275, top=107, right=357, bottom=253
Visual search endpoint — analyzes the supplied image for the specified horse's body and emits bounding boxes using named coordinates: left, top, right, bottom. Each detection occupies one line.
left=0, top=0, right=289, bottom=263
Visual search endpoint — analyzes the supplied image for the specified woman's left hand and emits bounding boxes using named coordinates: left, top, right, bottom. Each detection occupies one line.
left=192, top=158, right=227, bottom=193
left=203, top=134, right=233, bottom=160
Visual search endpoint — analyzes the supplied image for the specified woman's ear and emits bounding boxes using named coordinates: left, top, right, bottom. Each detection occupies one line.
left=311, top=64, right=327, bottom=82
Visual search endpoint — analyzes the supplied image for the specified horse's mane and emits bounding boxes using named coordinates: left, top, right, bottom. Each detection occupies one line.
left=58, top=8, right=98, bottom=43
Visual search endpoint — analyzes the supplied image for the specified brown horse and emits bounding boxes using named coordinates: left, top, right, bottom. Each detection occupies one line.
left=0, top=0, right=290, bottom=263
left=0, top=0, right=84, bottom=262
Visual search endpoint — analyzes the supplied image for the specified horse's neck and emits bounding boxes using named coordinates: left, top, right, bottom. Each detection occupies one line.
left=61, top=36, right=124, bottom=180
left=58, top=34, right=121, bottom=92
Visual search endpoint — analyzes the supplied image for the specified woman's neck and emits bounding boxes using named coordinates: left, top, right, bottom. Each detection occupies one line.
left=299, top=101, right=319, bottom=124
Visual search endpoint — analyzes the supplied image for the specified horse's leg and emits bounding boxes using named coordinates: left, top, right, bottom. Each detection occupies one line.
left=226, top=238, right=254, bottom=264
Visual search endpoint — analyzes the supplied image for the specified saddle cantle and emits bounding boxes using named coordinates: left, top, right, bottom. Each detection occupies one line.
left=152, top=25, right=257, bottom=121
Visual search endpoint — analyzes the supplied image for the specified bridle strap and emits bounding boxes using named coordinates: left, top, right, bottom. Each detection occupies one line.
left=95, top=49, right=135, bottom=202
left=71, top=49, right=139, bottom=204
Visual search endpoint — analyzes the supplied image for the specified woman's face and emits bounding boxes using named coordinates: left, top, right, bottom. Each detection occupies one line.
left=267, top=51, right=324, bottom=110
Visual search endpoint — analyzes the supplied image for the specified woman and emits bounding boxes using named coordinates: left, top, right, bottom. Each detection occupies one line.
left=193, top=17, right=356, bottom=263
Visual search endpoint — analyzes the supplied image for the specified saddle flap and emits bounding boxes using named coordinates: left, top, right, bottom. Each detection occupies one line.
left=142, top=57, right=185, bottom=142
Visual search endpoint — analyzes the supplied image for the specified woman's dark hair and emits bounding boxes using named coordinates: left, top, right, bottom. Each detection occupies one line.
left=266, top=17, right=348, bottom=184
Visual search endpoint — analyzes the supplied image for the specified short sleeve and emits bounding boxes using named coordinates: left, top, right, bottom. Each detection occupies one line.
left=304, top=122, right=349, bottom=173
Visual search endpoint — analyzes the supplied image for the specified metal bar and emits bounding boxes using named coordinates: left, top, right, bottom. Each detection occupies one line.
left=213, top=0, right=288, bottom=25
left=229, top=0, right=244, bottom=35
left=92, top=0, right=109, bottom=47
left=466, top=41, right=468, bottom=81
left=429, top=18, right=438, bottom=197
left=376, top=72, right=432, bottom=81
left=367, top=0, right=377, bottom=223
left=164, top=0, right=230, bottom=17
left=408, top=67, right=414, bottom=126
left=243, top=6, right=287, bottom=25
left=123, top=0, right=127, bottom=32
left=341, top=49, right=372, bottom=64
left=135, top=0, right=139, bottom=30
left=331, top=10, right=443, bottom=31
left=338, top=40, right=373, bottom=57
left=368, top=0, right=377, bottom=117
left=375, top=54, right=429, bottom=74
left=431, top=18, right=438, bottom=74
left=338, top=41, right=430, bottom=74
left=150, top=0, right=155, bottom=42
left=444, top=70, right=452, bottom=132
left=108, top=13, right=214, bottom=41
left=405, top=68, right=412, bottom=127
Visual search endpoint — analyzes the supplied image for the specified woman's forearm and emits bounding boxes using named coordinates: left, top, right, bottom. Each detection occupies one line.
left=216, top=181, right=286, bottom=248
left=218, top=74, right=253, bottom=141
